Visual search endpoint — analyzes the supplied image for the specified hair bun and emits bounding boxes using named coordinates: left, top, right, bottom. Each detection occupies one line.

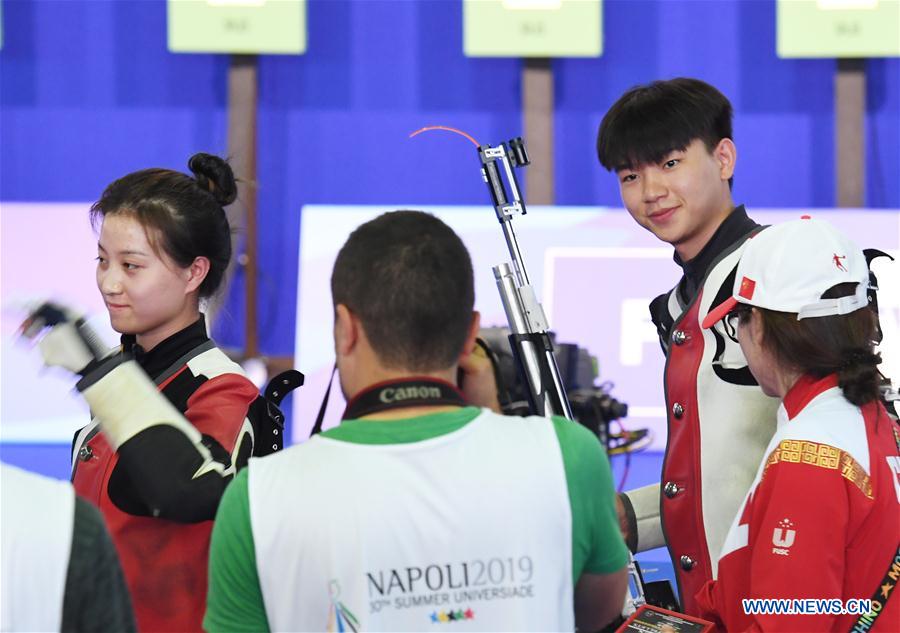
left=188, top=153, right=238, bottom=206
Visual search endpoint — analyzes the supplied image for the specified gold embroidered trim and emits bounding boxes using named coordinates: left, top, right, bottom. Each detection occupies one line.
left=763, top=439, right=873, bottom=499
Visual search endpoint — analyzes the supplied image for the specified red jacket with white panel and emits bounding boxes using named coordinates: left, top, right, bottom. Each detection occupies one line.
left=695, top=374, right=900, bottom=632
left=71, top=318, right=261, bottom=632
left=625, top=212, right=780, bottom=615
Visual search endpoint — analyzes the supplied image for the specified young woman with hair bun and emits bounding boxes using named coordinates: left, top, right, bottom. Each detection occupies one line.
left=697, top=218, right=899, bottom=631
left=21, top=153, right=262, bottom=632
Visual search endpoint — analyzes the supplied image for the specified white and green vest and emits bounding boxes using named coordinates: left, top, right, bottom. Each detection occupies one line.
left=1, top=463, right=74, bottom=632
left=248, top=409, right=574, bottom=631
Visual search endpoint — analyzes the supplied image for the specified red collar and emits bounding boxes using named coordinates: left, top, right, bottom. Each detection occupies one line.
left=782, top=374, right=840, bottom=420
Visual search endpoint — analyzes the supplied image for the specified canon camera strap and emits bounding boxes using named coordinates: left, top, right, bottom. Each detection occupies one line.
left=343, top=377, right=466, bottom=421
left=310, top=371, right=467, bottom=438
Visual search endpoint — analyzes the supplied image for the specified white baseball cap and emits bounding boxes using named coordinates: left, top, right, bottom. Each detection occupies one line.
left=702, top=216, right=869, bottom=329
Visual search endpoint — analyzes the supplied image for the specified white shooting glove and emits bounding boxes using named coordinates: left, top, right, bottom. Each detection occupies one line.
left=19, top=301, right=111, bottom=376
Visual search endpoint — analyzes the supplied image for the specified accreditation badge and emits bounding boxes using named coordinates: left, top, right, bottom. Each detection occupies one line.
left=617, top=604, right=714, bottom=633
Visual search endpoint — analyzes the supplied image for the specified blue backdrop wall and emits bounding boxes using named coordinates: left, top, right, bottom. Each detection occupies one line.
left=2, top=0, right=898, bottom=358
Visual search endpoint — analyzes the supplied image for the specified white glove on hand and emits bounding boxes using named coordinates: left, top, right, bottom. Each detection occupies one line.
left=19, top=301, right=109, bottom=375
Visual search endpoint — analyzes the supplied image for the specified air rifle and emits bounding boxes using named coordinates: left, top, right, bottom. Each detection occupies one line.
left=476, top=137, right=646, bottom=617
left=477, top=138, right=573, bottom=420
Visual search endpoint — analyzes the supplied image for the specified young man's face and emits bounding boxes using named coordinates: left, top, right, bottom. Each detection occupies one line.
left=616, top=138, right=735, bottom=260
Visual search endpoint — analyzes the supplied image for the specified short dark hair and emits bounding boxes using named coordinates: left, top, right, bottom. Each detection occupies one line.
left=90, top=153, right=237, bottom=299
left=331, top=211, right=475, bottom=372
left=743, top=283, right=882, bottom=406
left=597, top=77, right=734, bottom=185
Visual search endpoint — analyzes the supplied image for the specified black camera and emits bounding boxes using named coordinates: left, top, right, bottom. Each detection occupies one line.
left=477, top=327, right=647, bottom=454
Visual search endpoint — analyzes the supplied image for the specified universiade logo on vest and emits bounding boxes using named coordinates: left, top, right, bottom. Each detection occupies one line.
left=365, top=556, right=536, bottom=615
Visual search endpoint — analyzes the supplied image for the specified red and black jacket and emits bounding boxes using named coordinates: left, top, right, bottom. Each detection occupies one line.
left=71, top=316, right=267, bottom=632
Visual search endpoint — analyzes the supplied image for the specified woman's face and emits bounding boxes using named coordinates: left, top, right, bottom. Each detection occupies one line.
left=96, top=214, right=206, bottom=351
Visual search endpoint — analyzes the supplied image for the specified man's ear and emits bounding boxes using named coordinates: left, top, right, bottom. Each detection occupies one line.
left=334, top=304, right=359, bottom=357
left=714, top=138, right=737, bottom=182
left=185, top=256, right=211, bottom=294
left=459, top=311, right=482, bottom=361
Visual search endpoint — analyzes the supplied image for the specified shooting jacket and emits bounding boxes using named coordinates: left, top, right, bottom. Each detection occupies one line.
left=624, top=209, right=780, bottom=615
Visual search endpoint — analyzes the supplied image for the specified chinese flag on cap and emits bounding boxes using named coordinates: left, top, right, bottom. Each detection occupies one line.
left=739, top=277, right=756, bottom=300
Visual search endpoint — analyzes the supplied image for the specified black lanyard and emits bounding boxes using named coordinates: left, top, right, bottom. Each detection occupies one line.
left=343, top=377, right=466, bottom=420
left=848, top=421, right=900, bottom=632
left=309, top=368, right=466, bottom=437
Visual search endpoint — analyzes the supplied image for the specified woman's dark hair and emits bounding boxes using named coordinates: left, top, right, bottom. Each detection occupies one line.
left=748, top=283, right=881, bottom=406
left=89, top=153, right=237, bottom=299
left=597, top=77, right=734, bottom=188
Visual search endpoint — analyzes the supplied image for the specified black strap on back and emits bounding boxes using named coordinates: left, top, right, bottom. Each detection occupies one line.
left=342, top=377, right=466, bottom=421
left=851, top=543, right=900, bottom=631
left=309, top=369, right=466, bottom=439
left=848, top=424, right=900, bottom=631
left=309, top=364, right=337, bottom=438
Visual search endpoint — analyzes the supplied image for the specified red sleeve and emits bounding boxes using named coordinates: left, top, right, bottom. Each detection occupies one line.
left=694, top=580, right=727, bottom=630
left=184, top=373, right=259, bottom=455
left=745, top=455, right=849, bottom=632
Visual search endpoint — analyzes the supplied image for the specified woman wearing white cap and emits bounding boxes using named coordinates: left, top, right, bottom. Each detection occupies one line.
left=695, top=217, right=899, bottom=631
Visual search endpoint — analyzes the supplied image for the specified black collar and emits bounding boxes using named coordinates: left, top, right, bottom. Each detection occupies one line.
left=673, top=205, right=759, bottom=301
left=121, top=315, right=209, bottom=380
left=342, top=377, right=467, bottom=420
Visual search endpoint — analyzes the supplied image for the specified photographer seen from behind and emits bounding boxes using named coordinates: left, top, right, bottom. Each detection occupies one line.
left=698, top=218, right=900, bottom=631
left=205, top=210, right=628, bottom=631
